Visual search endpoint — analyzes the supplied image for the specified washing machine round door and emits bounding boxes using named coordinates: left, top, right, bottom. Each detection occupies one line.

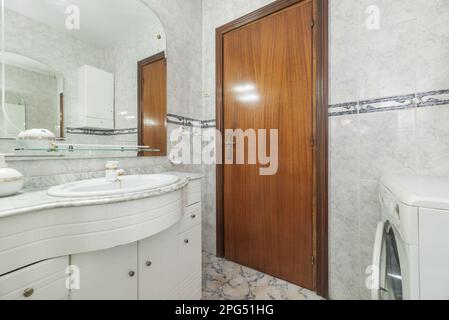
left=372, top=221, right=403, bottom=300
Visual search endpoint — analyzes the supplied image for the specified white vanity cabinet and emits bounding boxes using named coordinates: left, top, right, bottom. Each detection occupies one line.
left=0, top=176, right=202, bottom=300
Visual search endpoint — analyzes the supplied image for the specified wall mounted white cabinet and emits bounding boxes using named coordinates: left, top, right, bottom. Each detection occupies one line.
left=75, top=65, right=114, bottom=129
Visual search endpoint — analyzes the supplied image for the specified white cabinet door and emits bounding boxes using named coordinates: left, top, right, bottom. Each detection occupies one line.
left=78, top=65, right=114, bottom=129
left=138, top=224, right=179, bottom=300
left=0, top=256, right=69, bottom=300
left=70, top=243, right=138, bottom=300
left=178, top=224, right=202, bottom=300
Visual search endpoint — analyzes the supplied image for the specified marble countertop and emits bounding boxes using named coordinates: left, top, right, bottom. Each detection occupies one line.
left=0, top=172, right=202, bottom=219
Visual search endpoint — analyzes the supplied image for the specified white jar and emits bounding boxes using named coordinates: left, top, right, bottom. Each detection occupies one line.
left=0, top=155, right=24, bottom=197
left=16, top=129, right=56, bottom=150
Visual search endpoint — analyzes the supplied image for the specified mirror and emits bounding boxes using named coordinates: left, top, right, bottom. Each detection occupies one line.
left=1, top=0, right=167, bottom=156
left=1, top=52, right=63, bottom=139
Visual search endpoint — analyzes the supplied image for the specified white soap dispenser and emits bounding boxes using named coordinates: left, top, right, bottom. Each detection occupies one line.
left=0, top=155, right=24, bottom=197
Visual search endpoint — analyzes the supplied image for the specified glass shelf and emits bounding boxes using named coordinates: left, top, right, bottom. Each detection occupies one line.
left=13, top=143, right=160, bottom=154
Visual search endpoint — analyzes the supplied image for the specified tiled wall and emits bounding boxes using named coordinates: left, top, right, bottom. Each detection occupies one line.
left=329, top=0, right=449, bottom=299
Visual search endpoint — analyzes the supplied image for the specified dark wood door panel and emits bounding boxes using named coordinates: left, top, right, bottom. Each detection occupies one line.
left=138, top=54, right=167, bottom=157
left=223, top=1, right=314, bottom=289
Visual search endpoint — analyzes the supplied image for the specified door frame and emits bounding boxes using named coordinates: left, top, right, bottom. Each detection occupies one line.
left=215, top=0, right=329, bottom=298
left=137, top=51, right=166, bottom=157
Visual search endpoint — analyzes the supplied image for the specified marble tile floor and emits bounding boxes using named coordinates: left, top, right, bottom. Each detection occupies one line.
left=202, top=252, right=324, bottom=300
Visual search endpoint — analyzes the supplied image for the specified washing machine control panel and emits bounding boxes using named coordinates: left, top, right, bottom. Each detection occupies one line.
left=379, top=184, right=419, bottom=246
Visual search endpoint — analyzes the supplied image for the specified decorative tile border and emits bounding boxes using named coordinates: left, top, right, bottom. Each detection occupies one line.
left=418, top=89, right=449, bottom=108
left=329, top=89, right=449, bottom=117
left=66, top=127, right=138, bottom=136
left=66, top=90, right=449, bottom=135
left=67, top=114, right=217, bottom=136
left=201, top=119, right=217, bottom=129
left=359, top=93, right=416, bottom=114
left=328, top=101, right=358, bottom=116
left=167, top=113, right=202, bottom=127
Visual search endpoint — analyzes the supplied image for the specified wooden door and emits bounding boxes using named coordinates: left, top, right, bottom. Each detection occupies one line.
left=223, top=1, right=314, bottom=289
left=138, top=53, right=167, bottom=156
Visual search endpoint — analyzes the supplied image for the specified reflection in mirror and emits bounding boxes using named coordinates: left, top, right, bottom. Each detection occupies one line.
left=1, top=0, right=167, bottom=157
left=0, top=52, right=62, bottom=139
left=1, top=91, right=26, bottom=139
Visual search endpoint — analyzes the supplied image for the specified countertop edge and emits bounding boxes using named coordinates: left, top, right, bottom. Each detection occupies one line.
left=0, top=172, right=203, bottom=219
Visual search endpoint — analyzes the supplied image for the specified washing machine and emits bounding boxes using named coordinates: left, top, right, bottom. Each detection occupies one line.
left=372, top=175, right=449, bottom=300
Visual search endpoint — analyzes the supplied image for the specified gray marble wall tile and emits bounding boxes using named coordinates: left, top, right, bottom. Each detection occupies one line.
left=357, top=17, right=417, bottom=101
left=21, top=164, right=171, bottom=192
left=8, top=156, right=168, bottom=178
left=329, top=237, right=360, bottom=300
left=329, top=0, right=360, bottom=105
left=359, top=180, right=381, bottom=250
left=359, top=109, right=417, bottom=180
left=416, top=105, right=449, bottom=176
left=358, top=245, right=374, bottom=300
left=330, top=115, right=360, bottom=182
left=416, top=4, right=449, bottom=92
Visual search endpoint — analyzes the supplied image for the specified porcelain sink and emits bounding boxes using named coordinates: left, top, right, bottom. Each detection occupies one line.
left=48, top=174, right=180, bottom=198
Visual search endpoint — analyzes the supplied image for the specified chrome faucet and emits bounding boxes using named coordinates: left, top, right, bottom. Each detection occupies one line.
left=105, top=161, right=125, bottom=182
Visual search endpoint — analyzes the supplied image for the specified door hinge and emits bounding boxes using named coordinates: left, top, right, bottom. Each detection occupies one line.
left=311, top=19, right=315, bottom=29
left=310, top=136, right=316, bottom=148
left=312, top=255, right=316, bottom=266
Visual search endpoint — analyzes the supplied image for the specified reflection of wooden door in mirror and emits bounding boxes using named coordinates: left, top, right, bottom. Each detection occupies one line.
left=138, top=52, right=167, bottom=157
left=59, top=93, right=64, bottom=138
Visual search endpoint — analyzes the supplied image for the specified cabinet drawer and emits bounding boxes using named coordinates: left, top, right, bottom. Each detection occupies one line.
left=179, top=202, right=201, bottom=234
left=179, top=224, right=201, bottom=298
left=0, top=257, right=69, bottom=300
left=185, top=180, right=201, bottom=206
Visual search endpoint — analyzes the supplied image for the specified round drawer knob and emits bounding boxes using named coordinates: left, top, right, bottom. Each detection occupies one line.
left=23, top=288, right=34, bottom=298
left=191, top=214, right=196, bottom=219
left=128, top=271, right=136, bottom=277
left=146, top=261, right=152, bottom=267
left=184, top=239, right=189, bottom=244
